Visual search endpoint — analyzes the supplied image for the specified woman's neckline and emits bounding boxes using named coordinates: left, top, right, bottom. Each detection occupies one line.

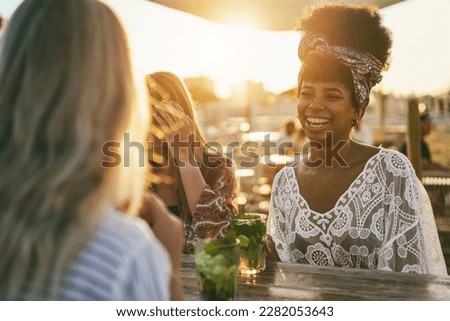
left=289, top=147, right=384, bottom=215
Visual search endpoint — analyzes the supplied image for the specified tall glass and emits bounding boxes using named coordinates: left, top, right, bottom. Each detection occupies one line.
left=230, top=213, right=267, bottom=275
left=194, top=237, right=240, bottom=301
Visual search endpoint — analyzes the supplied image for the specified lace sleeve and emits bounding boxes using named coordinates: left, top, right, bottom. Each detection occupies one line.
left=416, top=179, right=447, bottom=275
left=378, top=151, right=447, bottom=275
left=268, top=169, right=296, bottom=263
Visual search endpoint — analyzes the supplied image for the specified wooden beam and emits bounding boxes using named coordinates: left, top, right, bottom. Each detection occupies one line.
left=407, top=98, right=422, bottom=179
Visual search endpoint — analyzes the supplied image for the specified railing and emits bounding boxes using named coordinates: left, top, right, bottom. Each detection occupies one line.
left=422, top=171, right=450, bottom=221
left=422, top=170, right=450, bottom=273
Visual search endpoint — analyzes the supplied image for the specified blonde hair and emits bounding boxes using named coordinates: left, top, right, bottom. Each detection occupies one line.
left=147, top=71, right=208, bottom=156
left=146, top=72, right=227, bottom=220
left=0, top=0, right=146, bottom=299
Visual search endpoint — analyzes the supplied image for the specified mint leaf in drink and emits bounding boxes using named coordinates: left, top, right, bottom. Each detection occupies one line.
left=202, top=230, right=237, bottom=256
left=229, top=213, right=267, bottom=270
left=194, top=234, right=239, bottom=300
left=238, top=234, right=249, bottom=248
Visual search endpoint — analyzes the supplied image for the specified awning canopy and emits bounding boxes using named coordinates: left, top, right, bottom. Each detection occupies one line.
left=150, top=0, right=403, bottom=31
left=2, top=0, right=448, bottom=96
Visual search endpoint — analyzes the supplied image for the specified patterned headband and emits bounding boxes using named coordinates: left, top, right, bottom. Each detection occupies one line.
left=298, top=32, right=384, bottom=110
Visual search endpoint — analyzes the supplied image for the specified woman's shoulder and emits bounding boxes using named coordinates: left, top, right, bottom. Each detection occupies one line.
left=347, top=142, right=404, bottom=170
left=100, top=210, right=151, bottom=240
left=95, top=210, right=168, bottom=259
left=273, top=165, right=296, bottom=186
left=63, top=210, right=171, bottom=300
left=350, top=141, right=381, bottom=162
left=370, top=146, right=417, bottom=179
left=375, top=146, right=413, bottom=165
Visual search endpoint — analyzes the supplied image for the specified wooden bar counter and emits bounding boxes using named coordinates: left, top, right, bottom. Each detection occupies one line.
left=181, top=254, right=450, bottom=300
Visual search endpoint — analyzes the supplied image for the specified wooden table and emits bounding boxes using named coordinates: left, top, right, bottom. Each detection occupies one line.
left=181, top=254, right=450, bottom=300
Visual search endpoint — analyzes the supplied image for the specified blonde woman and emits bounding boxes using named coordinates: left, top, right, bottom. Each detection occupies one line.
left=145, top=72, right=237, bottom=253
left=0, top=0, right=183, bottom=300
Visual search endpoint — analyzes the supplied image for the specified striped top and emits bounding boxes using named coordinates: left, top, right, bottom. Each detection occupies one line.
left=60, top=210, right=171, bottom=300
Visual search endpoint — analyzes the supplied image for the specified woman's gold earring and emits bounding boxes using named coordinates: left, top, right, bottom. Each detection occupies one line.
left=351, top=119, right=358, bottom=127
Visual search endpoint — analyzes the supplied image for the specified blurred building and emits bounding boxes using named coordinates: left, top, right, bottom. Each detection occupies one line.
left=184, top=76, right=218, bottom=105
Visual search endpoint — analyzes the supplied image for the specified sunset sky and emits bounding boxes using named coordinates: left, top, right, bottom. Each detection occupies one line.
left=103, top=0, right=300, bottom=97
left=1, top=0, right=449, bottom=97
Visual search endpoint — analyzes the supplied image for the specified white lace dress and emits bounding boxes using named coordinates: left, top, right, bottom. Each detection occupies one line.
left=268, top=148, right=447, bottom=275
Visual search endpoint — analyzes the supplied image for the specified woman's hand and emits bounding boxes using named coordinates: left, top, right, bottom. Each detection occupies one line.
left=140, top=192, right=184, bottom=300
left=152, top=101, right=196, bottom=165
left=151, top=100, right=207, bottom=217
left=265, top=234, right=281, bottom=262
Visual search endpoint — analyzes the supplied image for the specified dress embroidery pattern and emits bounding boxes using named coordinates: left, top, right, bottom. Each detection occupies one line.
left=268, top=148, right=447, bottom=275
